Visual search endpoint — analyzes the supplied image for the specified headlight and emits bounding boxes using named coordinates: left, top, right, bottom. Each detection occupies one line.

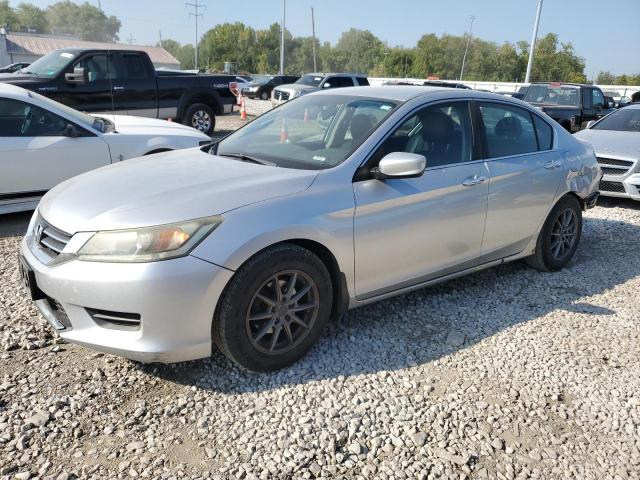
left=76, top=216, right=222, bottom=263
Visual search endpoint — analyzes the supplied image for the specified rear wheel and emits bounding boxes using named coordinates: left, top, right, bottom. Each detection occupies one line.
left=260, top=90, right=269, bottom=100
left=527, top=195, right=582, bottom=272
left=213, top=244, right=333, bottom=372
left=183, top=103, right=215, bottom=135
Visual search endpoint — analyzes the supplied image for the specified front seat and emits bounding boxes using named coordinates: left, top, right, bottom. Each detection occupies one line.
left=407, top=110, right=459, bottom=167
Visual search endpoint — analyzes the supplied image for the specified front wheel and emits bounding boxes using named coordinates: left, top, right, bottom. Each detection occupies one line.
left=183, top=103, right=215, bottom=135
left=260, top=90, right=269, bottom=100
left=527, top=195, right=583, bottom=272
left=213, top=244, right=333, bottom=372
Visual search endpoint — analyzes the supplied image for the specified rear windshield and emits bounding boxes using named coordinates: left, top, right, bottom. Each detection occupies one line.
left=525, top=85, right=580, bottom=107
left=593, top=108, right=640, bottom=132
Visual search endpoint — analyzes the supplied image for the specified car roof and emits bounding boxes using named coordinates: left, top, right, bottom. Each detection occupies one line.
left=312, top=85, right=534, bottom=104
left=0, top=82, right=32, bottom=99
left=304, top=72, right=367, bottom=78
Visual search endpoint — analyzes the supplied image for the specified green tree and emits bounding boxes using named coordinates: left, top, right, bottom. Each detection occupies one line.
left=15, top=3, right=48, bottom=33
left=46, top=1, right=120, bottom=42
left=0, top=0, right=18, bottom=29
left=334, top=28, right=384, bottom=74
left=159, top=38, right=195, bottom=70
left=596, top=71, right=616, bottom=84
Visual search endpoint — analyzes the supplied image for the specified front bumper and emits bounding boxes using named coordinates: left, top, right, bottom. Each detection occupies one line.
left=599, top=173, right=640, bottom=201
left=21, top=238, right=234, bottom=363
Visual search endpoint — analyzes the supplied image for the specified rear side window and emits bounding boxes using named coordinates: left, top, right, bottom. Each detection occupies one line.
left=533, top=115, right=553, bottom=150
left=119, top=54, right=150, bottom=79
left=324, top=77, right=354, bottom=88
left=356, top=77, right=370, bottom=86
left=479, top=102, right=538, bottom=158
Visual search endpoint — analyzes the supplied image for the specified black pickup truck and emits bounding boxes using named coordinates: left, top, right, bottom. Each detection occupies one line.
left=0, top=48, right=237, bottom=135
left=523, top=82, right=614, bottom=133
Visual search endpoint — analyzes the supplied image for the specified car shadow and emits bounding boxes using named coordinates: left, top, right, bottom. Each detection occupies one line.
left=143, top=214, right=640, bottom=393
left=597, top=196, right=640, bottom=210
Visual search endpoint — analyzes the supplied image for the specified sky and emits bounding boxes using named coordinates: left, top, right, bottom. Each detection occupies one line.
left=11, top=0, right=640, bottom=79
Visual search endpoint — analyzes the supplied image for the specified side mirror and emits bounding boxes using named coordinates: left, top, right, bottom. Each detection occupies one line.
left=372, top=152, right=426, bottom=180
left=64, top=124, right=80, bottom=137
left=586, top=120, right=597, bottom=129
left=65, top=67, right=87, bottom=84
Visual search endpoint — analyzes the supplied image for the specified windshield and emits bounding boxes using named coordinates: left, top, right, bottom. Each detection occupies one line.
left=296, top=75, right=325, bottom=87
left=593, top=109, right=640, bottom=132
left=22, top=50, right=77, bottom=78
left=216, top=94, right=396, bottom=169
left=27, top=90, right=105, bottom=132
left=525, top=85, right=580, bottom=107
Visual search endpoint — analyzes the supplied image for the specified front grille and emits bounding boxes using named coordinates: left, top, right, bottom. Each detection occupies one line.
left=601, top=166, right=628, bottom=176
left=87, top=308, right=141, bottom=331
left=599, top=180, right=626, bottom=193
left=34, top=217, right=72, bottom=259
left=274, top=90, right=290, bottom=101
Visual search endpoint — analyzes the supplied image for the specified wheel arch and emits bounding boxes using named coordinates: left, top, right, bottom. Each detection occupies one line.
left=178, top=89, right=223, bottom=120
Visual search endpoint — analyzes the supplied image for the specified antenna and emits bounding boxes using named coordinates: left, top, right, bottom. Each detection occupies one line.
left=186, top=0, right=206, bottom=70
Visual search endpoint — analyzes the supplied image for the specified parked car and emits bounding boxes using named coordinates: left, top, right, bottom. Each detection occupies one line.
left=523, top=82, right=614, bottom=132
left=0, top=48, right=237, bottom=135
left=20, top=86, right=600, bottom=371
left=272, top=73, right=369, bottom=105
left=422, top=80, right=471, bottom=89
left=0, top=83, right=210, bottom=214
left=575, top=104, right=640, bottom=201
left=242, top=75, right=299, bottom=100
left=512, top=85, right=530, bottom=100
left=0, top=62, right=30, bottom=74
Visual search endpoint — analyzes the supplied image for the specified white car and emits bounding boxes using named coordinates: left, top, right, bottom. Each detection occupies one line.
left=0, top=83, right=211, bottom=214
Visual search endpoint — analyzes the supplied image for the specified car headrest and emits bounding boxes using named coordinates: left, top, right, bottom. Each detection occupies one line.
left=419, top=110, right=455, bottom=142
left=349, top=114, right=374, bottom=141
left=495, top=116, right=522, bottom=138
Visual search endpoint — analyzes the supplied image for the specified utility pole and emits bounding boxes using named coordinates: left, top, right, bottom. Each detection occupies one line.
left=127, top=33, right=136, bottom=45
left=186, top=0, right=206, bottom=70
left=97, top=0, right=102, bottom=12
left=279, top=0, right=286, bottom=74
left=311, top=6, right=317, bottom=72
left=524, top=0, right=543, bottom=84
left=459, top=15, right=475, bottom=81
left=158, top=30, right=163, bottom=48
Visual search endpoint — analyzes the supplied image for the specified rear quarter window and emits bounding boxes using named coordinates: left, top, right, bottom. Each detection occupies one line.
left=356, top=77, right=370, bottom=86
left=533, top=115, right=554, bottom=150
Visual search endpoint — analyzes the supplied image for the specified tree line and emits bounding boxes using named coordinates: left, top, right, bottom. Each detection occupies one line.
left=1, top=1, right=638, bottom=84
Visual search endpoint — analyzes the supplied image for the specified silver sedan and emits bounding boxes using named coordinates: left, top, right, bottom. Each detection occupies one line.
left=575, top=104, right=640, bottom=201
left=20, top=87, right=601, bottom=372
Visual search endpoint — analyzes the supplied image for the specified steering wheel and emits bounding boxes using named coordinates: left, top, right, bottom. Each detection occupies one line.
left=21, top=108, right=33, bottom=135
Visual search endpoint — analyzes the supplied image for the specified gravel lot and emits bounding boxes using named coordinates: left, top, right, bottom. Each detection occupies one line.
left=1, top=151, right=639, bottom=477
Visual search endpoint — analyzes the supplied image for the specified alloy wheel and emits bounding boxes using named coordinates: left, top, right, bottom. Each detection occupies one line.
left=245, top=270, right=319, bottom=355
left=550, top=208, right=578, bottom=260
left=191, top=110, right=212, bottom=132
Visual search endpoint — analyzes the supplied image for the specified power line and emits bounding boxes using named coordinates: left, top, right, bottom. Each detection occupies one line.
left=459, top=15, right=476, bottom=81
left=186, top=0, right=206, bottom=70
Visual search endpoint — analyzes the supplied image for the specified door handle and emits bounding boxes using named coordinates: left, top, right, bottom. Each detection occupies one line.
left=544, top=159, right=562, bottom=170
left=112, top=86, right=125, bottom=91
left=462, top=175, right=487, bottom=187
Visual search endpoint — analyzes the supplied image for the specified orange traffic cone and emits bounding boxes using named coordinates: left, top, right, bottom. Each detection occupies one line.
left=240, top=98, right=247, bottom=121
left=303, top=108, right=309, bottom=123
left=167, top=117, right=173, bottom=122
left=280, top=118, right=288, bottom=143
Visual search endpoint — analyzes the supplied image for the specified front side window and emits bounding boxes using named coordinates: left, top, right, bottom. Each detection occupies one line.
left=216, top=94, right=396, bottom=169
left=75, top=54, right=112, bottom=83
left=593, top=108, right=640, bottom=132
left=479, top=102, right=538, bottom=158
left=0, top=98, right=67, bottom=137
left=592, top=89, right=605, bottom=109
left=372, top=102, right=473, bottom=168
left=296, top=75, right=324, bottom=87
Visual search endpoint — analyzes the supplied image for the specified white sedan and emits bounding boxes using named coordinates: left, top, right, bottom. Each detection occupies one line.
left=0, top=83, right=211, bottom=214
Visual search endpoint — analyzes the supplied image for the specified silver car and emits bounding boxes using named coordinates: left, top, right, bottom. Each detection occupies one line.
left=575, top=104, right=640, bottom=201
left=20, top=87, right=601, bottom=372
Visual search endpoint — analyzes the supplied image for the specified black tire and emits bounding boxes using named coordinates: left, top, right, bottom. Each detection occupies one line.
left=260, top=90, right=269, bottom=101
left=527, top=195, right=582, bottom=272
left=213, top=244, right=333, bottom=372
left=183, top=103, right=215, bottom=135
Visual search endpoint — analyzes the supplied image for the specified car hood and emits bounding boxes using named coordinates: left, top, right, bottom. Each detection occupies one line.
left=277, top=84, right=318, bottom=93
left=38, top=149, right=318, bottom=234
left=97, top=114, right=209, bottom=138
left=574, top=129, right=640, bottom=159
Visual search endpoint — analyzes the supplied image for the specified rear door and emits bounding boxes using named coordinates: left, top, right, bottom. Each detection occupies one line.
left=323, top=76, right=356, bottom=90
left=0, top=97, right=111, bottom=204
left=353, top=100, right=489, bottom=299
left=111, top=52, right=158, bottom=117
left=477, top=101, right=564, bottom=260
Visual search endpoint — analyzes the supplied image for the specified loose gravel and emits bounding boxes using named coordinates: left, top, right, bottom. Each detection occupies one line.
left=1, top=190, right=639, bottom=477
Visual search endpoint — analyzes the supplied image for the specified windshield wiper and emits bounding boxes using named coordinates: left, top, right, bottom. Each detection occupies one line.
left=219, top=153, right=276, bottom=166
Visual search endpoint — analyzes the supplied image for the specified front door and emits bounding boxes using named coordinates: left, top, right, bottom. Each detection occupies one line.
left=353, top=101, right=489, bottom=299
left=0, top=97, right=111, bottom=204
left=55, top=52, right=115, bottom=114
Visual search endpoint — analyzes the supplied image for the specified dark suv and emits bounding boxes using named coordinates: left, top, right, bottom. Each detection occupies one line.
left=242, top=75, right=300, bottom=100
